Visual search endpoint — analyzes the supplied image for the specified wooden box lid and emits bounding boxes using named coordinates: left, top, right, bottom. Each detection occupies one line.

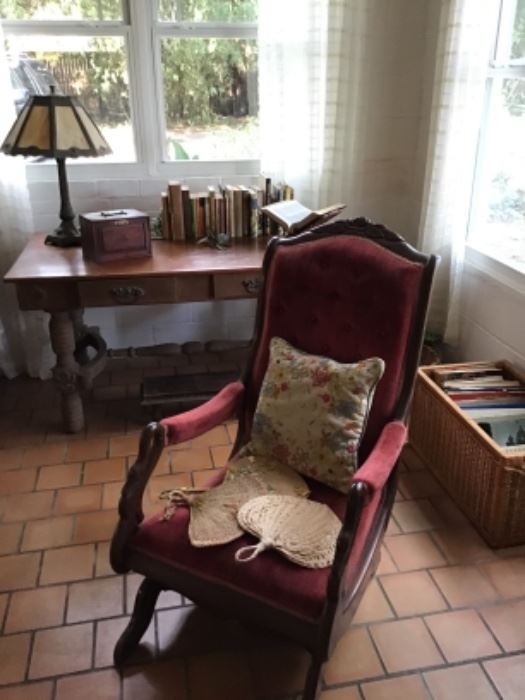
left=80, top=209, right=148, bottom=224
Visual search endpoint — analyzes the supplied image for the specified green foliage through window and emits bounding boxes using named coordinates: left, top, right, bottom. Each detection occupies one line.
left=161, top=38, right=257, bottom=127
left=504, top=0, right=525, bottom=115
left=158, top=0, right=257, bottom=23
left=0, top=0, right=121, bottom=20
left=6, top=36, right=130, bottom=127
left=1, top=0, right=260, bottom=159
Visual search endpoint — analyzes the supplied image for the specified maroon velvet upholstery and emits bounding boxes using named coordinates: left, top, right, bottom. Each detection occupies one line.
left=129, top=419, right=407, bottom=620
left=131, top=473, right=340, bottom=620
left=356, top=421, right=406, bottom=492
left=245, top=237, right=423, bottom=458
left=161, top=381, right=244, bottom=446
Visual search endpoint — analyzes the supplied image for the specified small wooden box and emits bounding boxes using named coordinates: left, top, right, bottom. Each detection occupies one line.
left=80, top=209, right=151, bottom=263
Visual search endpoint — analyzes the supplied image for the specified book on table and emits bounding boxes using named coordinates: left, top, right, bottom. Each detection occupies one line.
left=260, top=200, right=346, bottom=235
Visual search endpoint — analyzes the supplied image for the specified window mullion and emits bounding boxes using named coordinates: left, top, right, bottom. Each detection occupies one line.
left=156, top=21, right=257, bottom=39
left=468, top=77, right=496, bottom=238
left=488, top=65, right=525, bottom=78
left=153, top=29, right=170, bottom=164
left=493, top=0, right=518, bottom=65
left=127, top=0, right=161, bottom=173
left=1, top=20, right=126, bottom=36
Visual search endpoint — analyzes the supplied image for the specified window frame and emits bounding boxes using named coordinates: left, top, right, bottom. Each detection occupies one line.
left=467, top=0, right=525, bottom=275
left=0, top=0, right=260, bottom=182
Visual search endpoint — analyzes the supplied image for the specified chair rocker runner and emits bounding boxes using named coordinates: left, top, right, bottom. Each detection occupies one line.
left=110, top=218, right=437, bottom=700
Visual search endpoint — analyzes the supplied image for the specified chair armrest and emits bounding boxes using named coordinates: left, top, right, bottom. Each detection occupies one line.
left=326, top=422, right=406, bottom=605
left=352, top=421, right=407, bottom=493
left=111, top=381, right=245, bottom=574
left=160, top=381, right=245, bottom=446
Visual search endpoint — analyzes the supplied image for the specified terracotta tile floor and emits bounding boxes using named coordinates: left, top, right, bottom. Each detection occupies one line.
left=1, top=374, right=525, bottom=699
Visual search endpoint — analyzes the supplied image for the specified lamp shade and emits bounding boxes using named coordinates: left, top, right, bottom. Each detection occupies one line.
left=1, top=88, right=112, bottom=247
left=1, top=92, right=112, bottom=159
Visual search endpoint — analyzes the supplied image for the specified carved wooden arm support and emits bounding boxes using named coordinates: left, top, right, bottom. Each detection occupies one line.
left=326, top=481, right=369, bottom=606
left=110, top=422, right=166, bottom=573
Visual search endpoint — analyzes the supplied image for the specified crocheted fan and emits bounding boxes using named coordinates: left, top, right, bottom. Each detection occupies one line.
left=160, top=455, right=309, bottom=547
left=235, top=494, right=342, bottom=568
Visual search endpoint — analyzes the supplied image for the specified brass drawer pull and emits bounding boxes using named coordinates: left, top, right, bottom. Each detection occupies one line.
left=110, top=286, right=145, bottom=304
left=242, top=278, right=262, bottom=295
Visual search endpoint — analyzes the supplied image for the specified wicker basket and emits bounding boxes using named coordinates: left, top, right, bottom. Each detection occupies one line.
left=409, top=361, right=525, bottom=548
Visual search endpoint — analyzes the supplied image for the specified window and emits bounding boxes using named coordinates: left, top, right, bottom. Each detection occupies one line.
left=0, top=0, right=260, bottom=169
left=157, top=1, right=258, bottom=162
left=469, top=0, right=525, bottom=273
left=1, top=0, right=135, bottom=163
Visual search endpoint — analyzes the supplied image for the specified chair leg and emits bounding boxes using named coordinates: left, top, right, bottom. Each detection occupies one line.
left=302, top=655, right=323, bottom=700
left=114, top=578, right=161, bottom=666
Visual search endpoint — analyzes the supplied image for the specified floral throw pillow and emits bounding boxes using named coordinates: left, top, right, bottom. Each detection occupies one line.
left=246, top=337, right=385, bottom=493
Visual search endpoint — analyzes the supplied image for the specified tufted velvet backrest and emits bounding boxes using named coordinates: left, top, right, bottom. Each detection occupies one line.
left=244, top=234, right=425, bottom=459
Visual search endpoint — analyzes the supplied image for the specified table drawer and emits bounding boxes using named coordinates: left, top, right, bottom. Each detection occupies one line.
left=174, top=275, right=212, bottom=302
left=213, top=272, right=263, bottom=299
left=79, top=277, right=177, bottom=306
left=17, top=280, right=81, bottom=311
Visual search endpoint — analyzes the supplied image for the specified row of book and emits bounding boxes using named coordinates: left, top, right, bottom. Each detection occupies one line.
left=432, top=363, right=525, bottom=451
left=160, top=179, right=294, bottom=242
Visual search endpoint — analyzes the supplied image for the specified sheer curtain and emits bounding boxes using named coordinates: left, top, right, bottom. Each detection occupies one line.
left=0, top=26, right=53, bottom=378
left=258, top=0, right=368, bottom=208
left=417, top=0, right=500, bottom=343
left=260, top=0, right=502, bottom=347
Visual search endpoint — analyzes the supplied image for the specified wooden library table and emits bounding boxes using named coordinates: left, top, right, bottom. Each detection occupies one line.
left=4, top=234, right=267, bottom=432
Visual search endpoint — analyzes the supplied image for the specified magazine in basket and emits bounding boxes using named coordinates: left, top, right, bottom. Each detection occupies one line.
left=429, top=361, right=525, bottom=454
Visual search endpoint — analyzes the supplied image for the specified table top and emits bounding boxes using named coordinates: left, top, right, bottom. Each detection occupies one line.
left=5, top=234, right=269, bottom=283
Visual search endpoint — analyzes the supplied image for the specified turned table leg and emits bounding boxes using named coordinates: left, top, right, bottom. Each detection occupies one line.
left=69, top=309, right=90, bottom=365
left=49, top=311, right=84, bottom=433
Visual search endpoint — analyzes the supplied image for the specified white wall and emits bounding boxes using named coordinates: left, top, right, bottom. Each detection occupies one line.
left=411, top=0, right=440, bottom=248
left=457, top=259, right=525, bottom=372
left=336, top=0, right=433, bottom=247
left=24, top=0, right=434, bottom=350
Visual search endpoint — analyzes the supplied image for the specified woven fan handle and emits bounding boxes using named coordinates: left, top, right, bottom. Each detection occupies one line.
left=159, top=487, right=207, bottom=504
left=159, top=487, right=207, bottom=521
left=235, top=540, right=269, bottom=562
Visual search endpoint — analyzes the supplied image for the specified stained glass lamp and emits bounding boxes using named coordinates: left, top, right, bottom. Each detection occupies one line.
left=1, top=86, right=112, bottom=247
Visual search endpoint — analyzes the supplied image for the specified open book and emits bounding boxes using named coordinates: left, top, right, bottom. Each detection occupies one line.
left=261, top=200, right=346, bottom=234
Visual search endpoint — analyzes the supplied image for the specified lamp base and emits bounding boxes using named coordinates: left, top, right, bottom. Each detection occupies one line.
left=45, top=220, right=82, bottom=248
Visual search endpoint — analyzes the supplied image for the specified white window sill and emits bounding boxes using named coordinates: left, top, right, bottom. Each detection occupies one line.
left=465, top=244, right=525, bottom=297
left=24, top=159, right=261, bottom=183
